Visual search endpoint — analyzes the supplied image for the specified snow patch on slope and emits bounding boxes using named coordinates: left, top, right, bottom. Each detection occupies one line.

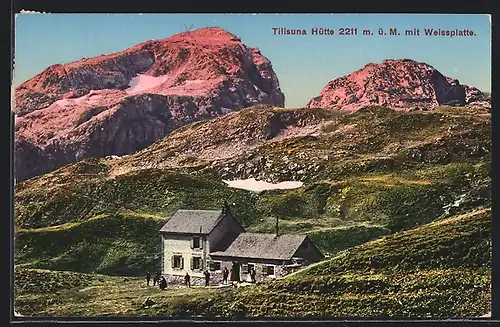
left=52, top=90, right=106, bottom=108
left=223, top=178, right=303, bottom=192
left=126, top=74, right=170, bottom=94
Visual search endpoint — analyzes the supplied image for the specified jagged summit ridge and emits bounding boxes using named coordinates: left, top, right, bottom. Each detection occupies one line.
left=168, top=26, right=241, bottom=40
left=306, top=58, right=489, bottom=111
left=14, top=27, right=285, bottom=181
left=15, top=27, right=284, bottom=115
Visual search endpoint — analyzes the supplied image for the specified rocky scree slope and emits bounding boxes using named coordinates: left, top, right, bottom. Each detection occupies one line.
left=109, top=105, right=332, bottom=175
left=14, top=27, right=284, bottom=181
left=108, top=105, right=491, bottom=184
left=307, top=59, right=490, bottom=111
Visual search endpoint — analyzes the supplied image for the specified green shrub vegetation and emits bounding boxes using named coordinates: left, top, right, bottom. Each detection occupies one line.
left=15, top=213, right=165, bottom=275
left=306, top=225, right=391, bottom=255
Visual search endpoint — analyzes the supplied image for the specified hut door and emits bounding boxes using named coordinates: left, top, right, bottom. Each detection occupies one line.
left=231, top=261, right=240, bottom=282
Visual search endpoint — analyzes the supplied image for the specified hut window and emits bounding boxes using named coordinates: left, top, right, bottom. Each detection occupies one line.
left=191, top=256, right=202, bottom=271
left=265, top=265, right=275, bottom=276
left=171, top=255, right=184, bottom=269
left=248, top=263, right=255, bottom=273
left=209, top=261, right=221, bottom=271
left=191, top=236, right=202, bottom=249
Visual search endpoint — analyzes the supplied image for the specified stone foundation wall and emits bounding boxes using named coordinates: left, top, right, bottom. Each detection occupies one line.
left=164, top=274, right=203, bottom=286
left=164, top=272, right=225, bottom=286
left=213, top=259, right=303, bottom=283
left=163, top=264, right=305, bottom=286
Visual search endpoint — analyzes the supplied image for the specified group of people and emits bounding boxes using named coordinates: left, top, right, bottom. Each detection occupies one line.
left=146, top=265, right=257, bottom=289
left=145, top=271, right=168, bottom=290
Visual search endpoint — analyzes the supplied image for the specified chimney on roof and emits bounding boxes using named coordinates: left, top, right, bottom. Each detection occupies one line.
left=223, top=200, right=231, bottom=215
left=276, top=216, right=279, bottom=237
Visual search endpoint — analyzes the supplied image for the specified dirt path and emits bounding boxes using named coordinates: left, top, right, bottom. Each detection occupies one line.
left=283, top=257, right=334, bottom=279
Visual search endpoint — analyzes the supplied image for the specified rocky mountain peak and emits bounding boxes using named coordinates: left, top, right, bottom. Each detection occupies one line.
left=14, top=27, right=285, bottom=181
left=168, top=26, right=241, bottom=41
left=307, top=59, right=489, bottom=111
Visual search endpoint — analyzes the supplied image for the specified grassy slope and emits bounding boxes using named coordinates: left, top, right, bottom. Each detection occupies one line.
left=14, top=268, right=221, bottom=317
left=14, top=208, right=491, bottom=317
left=14, top=168, right=261, bottom=229
left=170, top=208, right=492, bottom=318
left=15, top=213, right=165, bottom=275
left=14, top=159, right=490, bottom=274
left=14, top=106, right=491, bottom=273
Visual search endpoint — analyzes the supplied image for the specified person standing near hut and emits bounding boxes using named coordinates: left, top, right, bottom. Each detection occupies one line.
left=145, top=271, right=151, bottom=286
left=250, top=267, right=256, bottom=283
left=230, top=263, right=240, bottom=283
left=153, top=271, right=161, bottom=286
left=222, top=267, right=229, bottom=285
left=184, top=272, right=191, bottom=288
left=159, top=276, right=167, bottom=290
left=203, top=270, right=211, bottom=287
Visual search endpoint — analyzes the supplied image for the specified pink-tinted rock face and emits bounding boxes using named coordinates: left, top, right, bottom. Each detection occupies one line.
left=14, top=27, right=285, bottom=181
left=306, top=59, right=489, bottom=111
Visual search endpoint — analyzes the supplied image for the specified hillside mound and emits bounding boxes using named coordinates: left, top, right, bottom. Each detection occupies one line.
left=306, top=59, right=490, bottom=111
left=14, top=107, right=491, bottom=277
left=14, top=27, right=285, bottom=181
left=173, top=208, right=491, bottom=318
left=107, top=105, right=490, bottom=184
left=14, top=208, right=490, bottom=317
left=14, top=106, right=490, bottom=233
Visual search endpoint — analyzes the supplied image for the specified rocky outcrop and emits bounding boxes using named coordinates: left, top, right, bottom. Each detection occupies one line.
left=306, top=59, right=490, bottom=111
left=14, top=136, right=54, bottom=182
left=14, top=27, right=285, bottom=181
left=113, top=105, right=329, bottom=174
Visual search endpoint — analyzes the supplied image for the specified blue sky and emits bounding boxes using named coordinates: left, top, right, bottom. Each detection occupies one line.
left=14, top=14, right=491, bottom=108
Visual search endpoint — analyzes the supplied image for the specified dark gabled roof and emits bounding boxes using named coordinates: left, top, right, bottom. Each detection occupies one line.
left=211, top=232, right=240, bottom=252
left=159, top=210, right=224, bottom=235
left=209, top=233, right=307, bottom=261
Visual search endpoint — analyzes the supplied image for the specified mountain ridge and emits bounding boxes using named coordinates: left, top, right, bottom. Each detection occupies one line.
left=306, top=58, right=490, bottom=111
left=14, top=27, right=285, bottom=181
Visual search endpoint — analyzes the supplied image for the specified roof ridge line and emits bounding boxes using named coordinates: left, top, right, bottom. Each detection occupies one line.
left=177, top=209, right=222, bottom=211
left=241, top=232, right=306, bottom=237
